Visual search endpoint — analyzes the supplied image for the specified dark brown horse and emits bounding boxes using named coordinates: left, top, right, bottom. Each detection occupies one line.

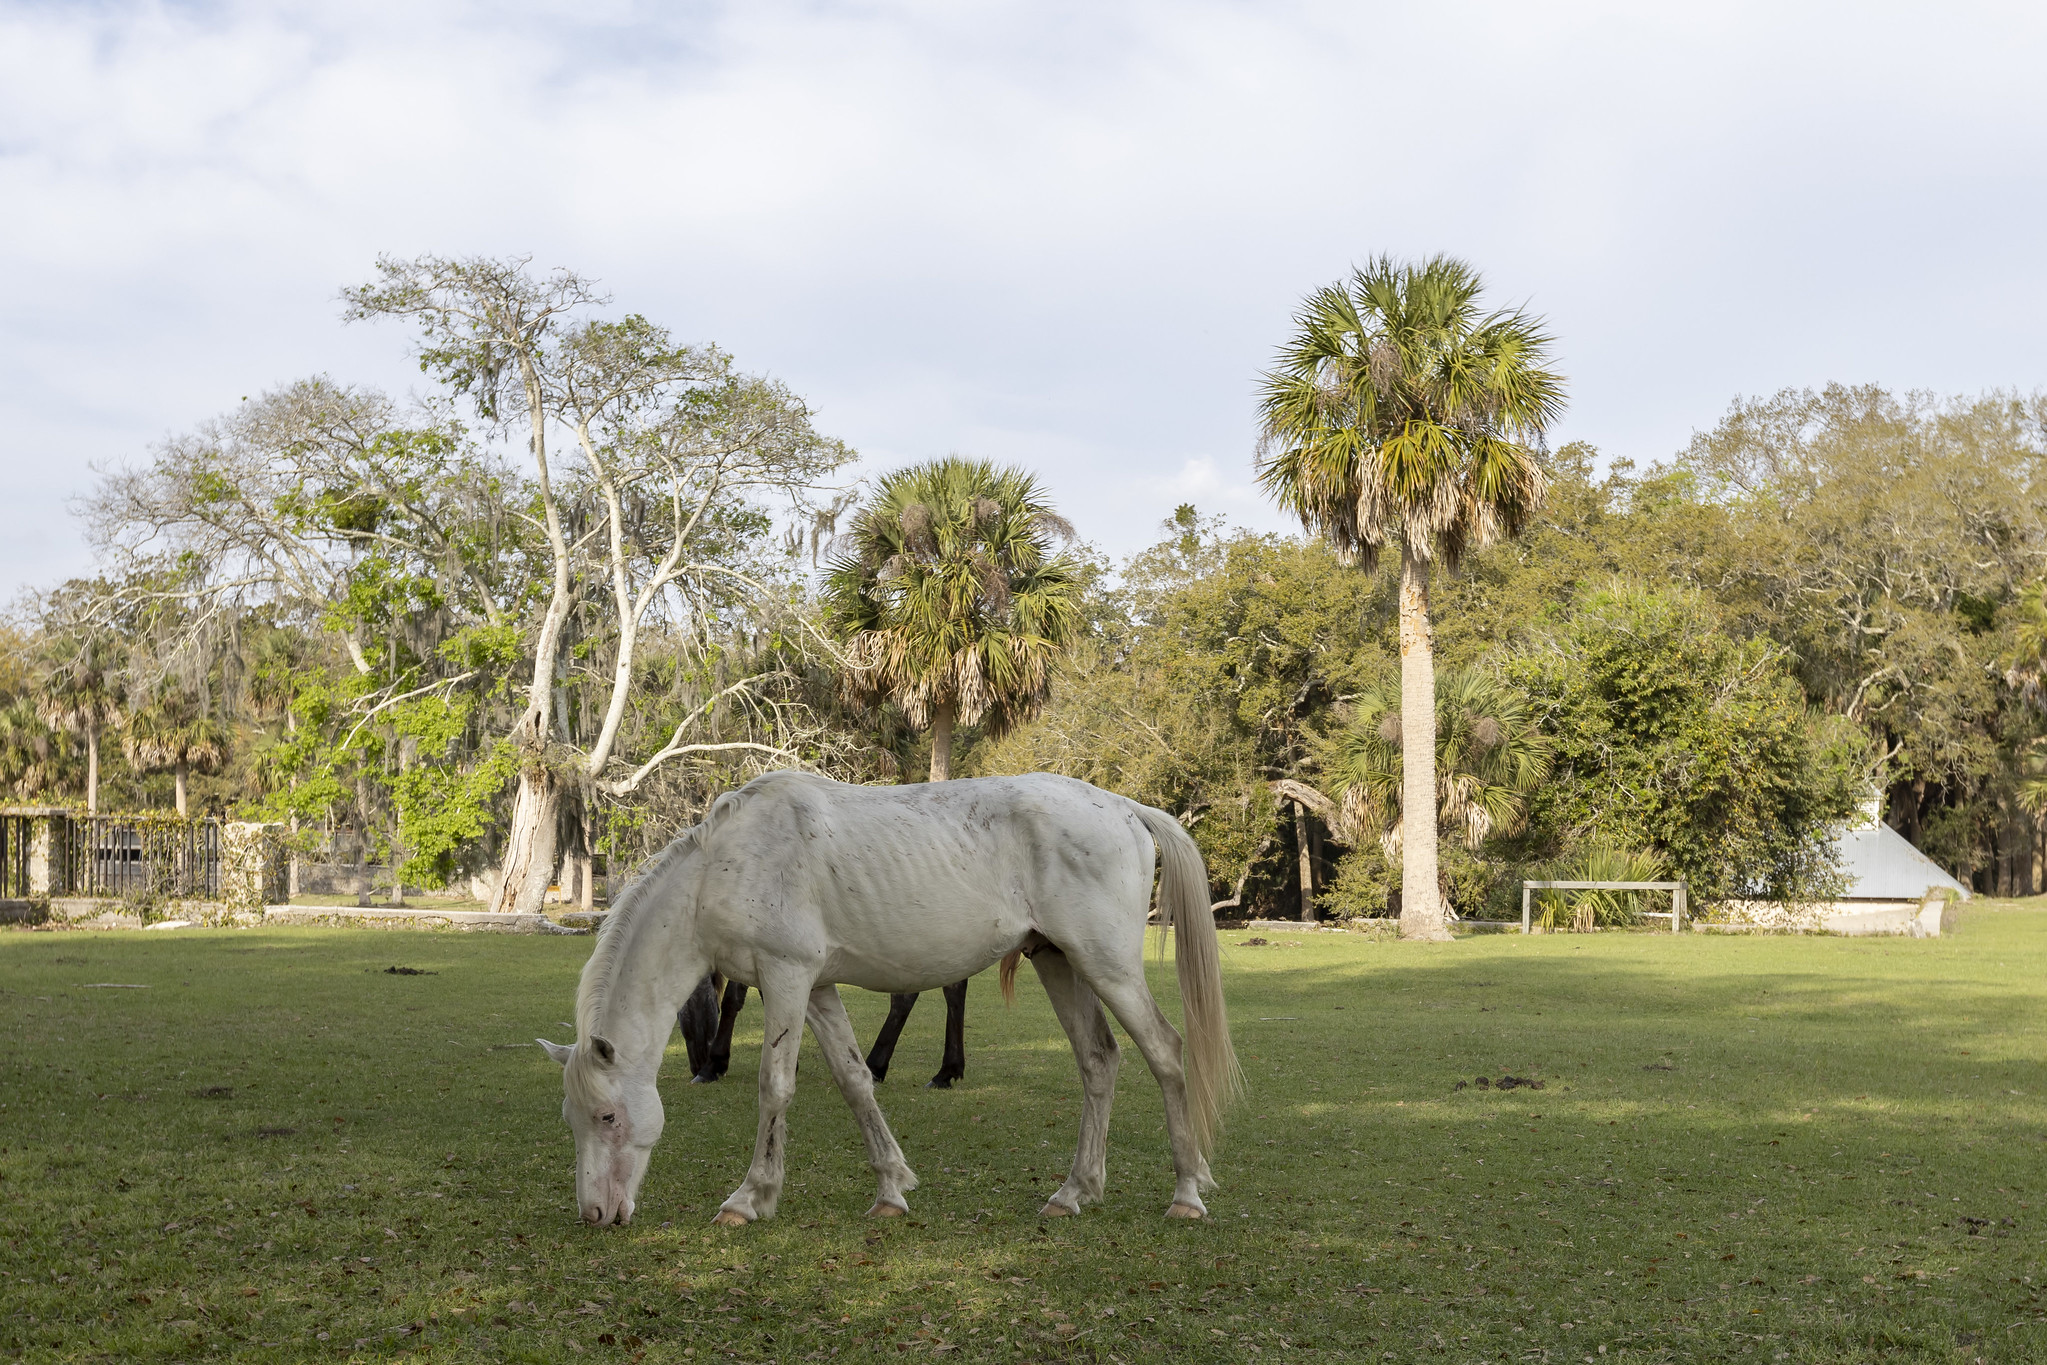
left=676, top=974, right=749, bottom=1083
left=678, top=960, right=1018, bottom=1088
left=863, top=980, right=970, bottom=1087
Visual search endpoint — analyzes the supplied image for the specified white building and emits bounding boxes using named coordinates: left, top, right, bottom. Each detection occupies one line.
left=1716, top=798, right=1967, bottom=935
left=1815, top=799, right=1968, bottom=935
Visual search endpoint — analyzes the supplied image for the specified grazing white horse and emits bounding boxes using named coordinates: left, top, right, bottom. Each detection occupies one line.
left=538, top=770, right=1240, bottom=1227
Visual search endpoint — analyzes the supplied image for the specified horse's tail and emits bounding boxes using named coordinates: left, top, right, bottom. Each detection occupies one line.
left=998, top=949, right=1023, bottom=1005
left=1131, top=802, right=1242, bottom=1160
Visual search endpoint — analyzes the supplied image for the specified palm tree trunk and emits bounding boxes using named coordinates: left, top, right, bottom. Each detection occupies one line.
left=929, top=701, right=955, bottom=782
left=1397, top=545, right=1449, bottom=941
left=86, top=724, right=99, bottom=816
left=174, top=759, right=189, bottom=819
left=1294, top=799, right=1315, bottom=922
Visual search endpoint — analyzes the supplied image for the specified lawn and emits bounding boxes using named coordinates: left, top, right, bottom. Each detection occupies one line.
left=3, top=904, right=2046, bottom=1364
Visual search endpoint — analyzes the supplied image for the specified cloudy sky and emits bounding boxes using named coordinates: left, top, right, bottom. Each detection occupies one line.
left=4, top=0, right=2045, bottom=594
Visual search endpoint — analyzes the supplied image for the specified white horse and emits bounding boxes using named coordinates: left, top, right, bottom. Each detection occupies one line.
left=537, top=770, right=1240, bottom=1227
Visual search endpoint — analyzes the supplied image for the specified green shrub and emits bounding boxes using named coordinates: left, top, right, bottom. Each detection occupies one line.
left=1317, top=843, right=1506, bottom=921
left=1533, top=844, right=1670, bottom=931
left=1318, top=847, right=1393, bottom=921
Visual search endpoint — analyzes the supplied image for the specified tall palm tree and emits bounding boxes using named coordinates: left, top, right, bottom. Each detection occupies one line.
left=124, top=694, right=230, bottom=818
left=1315, top=666, right=1552, bottom=863
left=37, top=640, right=124, bottom=815
left=822, top=457, right=1084, bottom=781
left=1258, top=255, right=1565, bottom=940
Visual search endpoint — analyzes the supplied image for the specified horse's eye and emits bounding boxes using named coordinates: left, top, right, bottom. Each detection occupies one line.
left=599, top=1112, right=616, bottom=1124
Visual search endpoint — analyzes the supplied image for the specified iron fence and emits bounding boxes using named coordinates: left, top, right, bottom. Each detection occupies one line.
left=64, top=816, right=221, bottom=900
left=0, top=814, right=30, bottom=899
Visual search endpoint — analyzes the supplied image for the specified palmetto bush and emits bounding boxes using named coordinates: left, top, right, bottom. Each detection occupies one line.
left=1315, top=665, right=1551, bottom=855
left=1534, top=844, right=1671, bottom=932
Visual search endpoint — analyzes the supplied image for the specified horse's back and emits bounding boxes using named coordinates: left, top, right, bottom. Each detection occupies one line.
left=694, top=772, right=1156, bottom=993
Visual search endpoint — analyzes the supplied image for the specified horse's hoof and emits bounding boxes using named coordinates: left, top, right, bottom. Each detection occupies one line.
left=1039, top=1201, right=1076, bottom=1218
left=925, top=1077, right=955, bottom=1090
left=690, top=1073, right=717, bottom=1085
left=866, top=1200, right=907, bottom=1218
left=711, top=1210, right=751, bottom=1227
left=1165, top=1202, right=1206, bottom=1220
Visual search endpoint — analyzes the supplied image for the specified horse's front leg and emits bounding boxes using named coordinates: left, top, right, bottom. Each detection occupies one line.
left=927, top=978, right=969, bottom=1088
left=807, top=984, right=919, bottom=1216
left=712, top=977, right=808, bottom=1226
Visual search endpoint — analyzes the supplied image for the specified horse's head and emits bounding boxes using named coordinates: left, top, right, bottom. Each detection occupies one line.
left=539, top=1035, right=664, bottom=1226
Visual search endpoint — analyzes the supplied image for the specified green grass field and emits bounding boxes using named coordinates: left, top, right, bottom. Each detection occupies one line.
left=4, top=905, right=2046, bottom=1363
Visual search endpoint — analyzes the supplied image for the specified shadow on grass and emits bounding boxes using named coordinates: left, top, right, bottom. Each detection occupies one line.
left=2, top=911, right=2044, bottom=1361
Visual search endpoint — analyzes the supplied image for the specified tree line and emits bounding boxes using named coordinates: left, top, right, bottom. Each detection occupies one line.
left=5, top=254, right=2043, bottom=933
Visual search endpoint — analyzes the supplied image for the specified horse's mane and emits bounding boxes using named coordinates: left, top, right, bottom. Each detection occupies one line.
left=572, top=784, right=757, bottom=1047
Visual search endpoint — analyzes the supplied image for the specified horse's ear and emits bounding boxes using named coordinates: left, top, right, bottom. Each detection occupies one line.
left=537, top=1038, right=574, bottom=1066
left=590, top=1036, right=617, bottom=1066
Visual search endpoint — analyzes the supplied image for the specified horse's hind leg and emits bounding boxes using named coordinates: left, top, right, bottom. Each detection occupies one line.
left=708, top=979, right=748, bottom=1080
left=807, top=984, right=919, bottom=1217
left=1085, top=972, right=1212, bottom=1219
left=864, top=992, right=918, bottom=1082
left=1029, top=949, right=1120, bottom=1216
left=927, top=979, right=969, bottom=1088
left=713, top=975, right=808, bottom=1226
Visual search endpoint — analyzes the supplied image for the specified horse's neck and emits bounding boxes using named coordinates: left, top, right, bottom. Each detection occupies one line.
left=594, top=903, right=704, bottom=1076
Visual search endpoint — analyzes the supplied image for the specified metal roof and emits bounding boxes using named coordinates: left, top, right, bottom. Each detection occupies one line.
left=1837, top=821, right=1969, bottom=901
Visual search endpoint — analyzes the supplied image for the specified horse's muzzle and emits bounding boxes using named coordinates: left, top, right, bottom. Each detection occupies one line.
left=582, top=1197, right=632, bottom=1226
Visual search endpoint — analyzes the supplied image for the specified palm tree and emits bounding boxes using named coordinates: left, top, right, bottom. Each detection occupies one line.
left=1258, top=256, right=1565, bottom=940
left=37, top=640, right=124, bottom=815
left=1315, top=666, right=1552, bottom=864
left=124, top=694, right=230, bottom=818
left=0, top=698, right=63, bottom=801
left=822, top=457, right=1085, bottom=781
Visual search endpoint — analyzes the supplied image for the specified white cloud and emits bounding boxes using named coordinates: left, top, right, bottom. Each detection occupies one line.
left=4, top=0, right=2047, bottom=589
left=1146, top=457, right=1276, bottom=532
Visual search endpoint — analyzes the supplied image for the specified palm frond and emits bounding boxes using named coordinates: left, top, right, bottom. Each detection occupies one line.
left=1256, top=255, right=1566, bottom=570
left=1315, top=666, right=1552, bottom=852
left=821, top=457, right=1085, bottom=734
left=1534, top=845, right=1670, bottom=931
